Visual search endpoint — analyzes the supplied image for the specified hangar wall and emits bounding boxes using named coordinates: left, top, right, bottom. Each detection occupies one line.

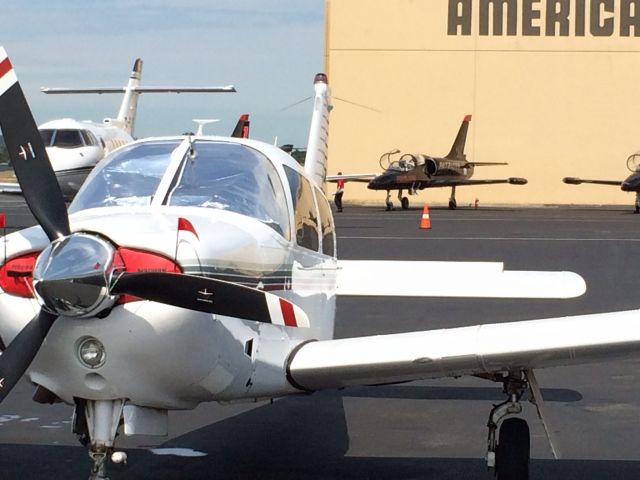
left=324, top=0, right=640, bottom=206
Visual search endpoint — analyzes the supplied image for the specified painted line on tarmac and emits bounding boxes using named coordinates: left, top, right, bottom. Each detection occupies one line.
left=338, top=236, right=640, bottom=242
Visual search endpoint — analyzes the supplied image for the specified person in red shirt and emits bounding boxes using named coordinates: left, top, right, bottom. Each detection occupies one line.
left=334, top=172, right=345, bottom=212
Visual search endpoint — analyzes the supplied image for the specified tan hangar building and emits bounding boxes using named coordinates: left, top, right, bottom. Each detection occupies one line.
left=323, top=0, right=640, bottom=207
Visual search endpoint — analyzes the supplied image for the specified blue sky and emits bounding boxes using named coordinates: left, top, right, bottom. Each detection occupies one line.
left=2, top=0, right=325, bottom=145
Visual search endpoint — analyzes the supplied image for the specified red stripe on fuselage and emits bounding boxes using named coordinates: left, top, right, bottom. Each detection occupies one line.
left=279, top=298, right=297, bottom=327
left=0, top=57, right=13, bottom=80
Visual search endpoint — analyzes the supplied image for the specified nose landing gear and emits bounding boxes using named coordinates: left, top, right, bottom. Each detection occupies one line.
left=74, top=398, right=126, bottom=480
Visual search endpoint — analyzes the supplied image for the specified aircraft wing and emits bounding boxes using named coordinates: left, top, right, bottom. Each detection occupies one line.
left=463, top=162, right=508, bottom=167
left=563, top=177, right=621, bottom=186
left=41, top=86, right=236, bottom=94
left=425, top=177, right=527, bottom=187
left=288, top=309, right=640, bottom=390
left=326, top=173, right=377, bottom=183
left=336, top=260, right=585, bottom=299
left=0, top=182, right=20, bottom=193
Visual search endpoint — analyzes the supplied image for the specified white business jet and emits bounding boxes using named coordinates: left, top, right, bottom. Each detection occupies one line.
left=1, top=58, right=235, bottom=199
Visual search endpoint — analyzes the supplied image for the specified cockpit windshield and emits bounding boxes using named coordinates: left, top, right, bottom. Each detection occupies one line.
left=40, top=129, right=99, bottom=149
left=70, top=140, right=180, bottom=210
left=167, top=141, right=290, bottom=237
left=70, top=139, right=290, bottom=238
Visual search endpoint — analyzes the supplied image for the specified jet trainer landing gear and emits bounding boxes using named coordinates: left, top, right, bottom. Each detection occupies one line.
left=485, top=372, right=530, bottom=480
left=448, top=186, right=457, bottom=210
left=385, top=190, right=394, bottom=211
left=398, top=190, right=410, bottom=210
left=635, top=192, right=640, bottom=213
left=74, top=399, right=127, bottom=480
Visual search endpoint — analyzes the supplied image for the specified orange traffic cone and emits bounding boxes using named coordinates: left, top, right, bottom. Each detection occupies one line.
left=420, top=203, right=431, bottom=229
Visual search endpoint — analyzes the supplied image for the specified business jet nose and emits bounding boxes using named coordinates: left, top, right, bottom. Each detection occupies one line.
left=33, top=233, right=117, bottom=318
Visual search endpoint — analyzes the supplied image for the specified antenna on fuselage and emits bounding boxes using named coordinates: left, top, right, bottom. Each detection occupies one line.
left=192, top=119, right=219, bottom=136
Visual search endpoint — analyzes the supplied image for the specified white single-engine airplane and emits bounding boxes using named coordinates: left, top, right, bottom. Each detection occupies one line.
left=0, top=47, right=636, bottom=480
left=0, top=58, right=236, bottom=199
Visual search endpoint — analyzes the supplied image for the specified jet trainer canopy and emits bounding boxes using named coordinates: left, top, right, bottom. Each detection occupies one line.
left=70, top=138, right=290, bottom=237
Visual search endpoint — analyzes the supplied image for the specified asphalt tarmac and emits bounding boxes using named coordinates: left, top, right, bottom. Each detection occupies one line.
left=1, top=197, right=640, bottom=479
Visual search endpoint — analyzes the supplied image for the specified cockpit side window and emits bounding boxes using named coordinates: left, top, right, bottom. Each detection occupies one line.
left=166, top=141, right=290, bottom=239
left=284, top=165, right=319, bottom=252
left=81, top=130, right=98, bottom=146
left=39, top=129, right=54, bottom=147
left=314, top=186, right=335, bottom=257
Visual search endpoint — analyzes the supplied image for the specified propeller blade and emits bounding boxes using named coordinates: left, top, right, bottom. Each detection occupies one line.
left=0, top=47, right=70, bottom=240
left=112, top=272, right=309, bottom=328
left=0, top=310, right=57, bottom=403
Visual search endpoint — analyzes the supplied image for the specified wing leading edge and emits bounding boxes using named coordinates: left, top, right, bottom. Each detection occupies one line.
left=288, top=309, right=640, bottom=391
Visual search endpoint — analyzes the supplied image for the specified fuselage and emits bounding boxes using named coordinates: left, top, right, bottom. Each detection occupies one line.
left=39, top=118, right=134, bottom=198
left=368, top=154, right=473, bottom=190
left=0, top=136, right=337, bottom=408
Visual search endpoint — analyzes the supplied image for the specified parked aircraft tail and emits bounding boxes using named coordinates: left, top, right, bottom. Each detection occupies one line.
left=41, top=59, right=236, bottom=137
left=116, top=58, right=143, bottom=136
left=231, top=114, right=250, bottom=138
left=445, top=114, right=471, bottom=161
left=304, top=73, right=331, bottom=187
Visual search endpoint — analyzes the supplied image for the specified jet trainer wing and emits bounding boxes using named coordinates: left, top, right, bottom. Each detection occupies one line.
left=336, top=260, right=585, bottom=299
left=424, top=177, right=528, bottom=187
left=326, top=173, right=378, bottom=183
left=287, top=309, right=640, bottom=390
left=563, top=177, right=621, bottom=186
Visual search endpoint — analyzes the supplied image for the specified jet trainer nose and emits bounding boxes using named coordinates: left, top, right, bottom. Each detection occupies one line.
left=621, top=172, right=640, bottom=192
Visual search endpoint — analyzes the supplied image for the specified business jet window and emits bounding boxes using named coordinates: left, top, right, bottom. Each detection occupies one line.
left=69, top=140, right=180, bottom=212
left=167, top=141, right=290, bottom=239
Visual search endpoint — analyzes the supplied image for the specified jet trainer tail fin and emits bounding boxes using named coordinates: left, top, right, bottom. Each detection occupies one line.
left=231, top=114, right=250, bottom=138
left=304, top=73, right=331, bottom=187
left=445, top=114, right=471, bottom=161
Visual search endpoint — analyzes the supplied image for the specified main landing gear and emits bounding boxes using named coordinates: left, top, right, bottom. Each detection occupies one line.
left=448, top=186, right=457, bottom=210
left=486, top=372, right=530, bottom=480
left=483, top=369, right=560, bottom=479
left=74, top=398, right=127, bottom=480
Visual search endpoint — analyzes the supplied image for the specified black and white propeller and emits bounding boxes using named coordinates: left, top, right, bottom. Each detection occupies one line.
left=0, top=48, right=308, bottom=403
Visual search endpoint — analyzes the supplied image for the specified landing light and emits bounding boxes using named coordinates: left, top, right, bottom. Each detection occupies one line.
left=77, top=337, right=106, bottom=369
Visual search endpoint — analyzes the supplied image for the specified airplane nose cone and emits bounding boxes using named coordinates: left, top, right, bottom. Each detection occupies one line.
left=33, top=233, right=117, bottom=318
left=368, top=174, right=393, bottom=190
left=621, top=173, right=640, bottom=192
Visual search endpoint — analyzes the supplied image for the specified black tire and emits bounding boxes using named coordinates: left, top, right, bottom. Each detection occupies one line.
left=401, top=197, right=409, bottom=210
left=448, top=199, right=457, bottom=210
left=634, top=205, right=639, bottom=214
left=496, top=418, right=530, bottom=480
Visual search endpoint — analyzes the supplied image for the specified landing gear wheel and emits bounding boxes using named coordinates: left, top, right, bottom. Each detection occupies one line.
left=448, top=199, right=457, bottom=210
left=635, top=205, right=639, bottom=214
left=385, top=202, right=394, bottom=211
left=401, top=197, right=409, bottom=210
left=496, top=418, right=530, bottom=480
